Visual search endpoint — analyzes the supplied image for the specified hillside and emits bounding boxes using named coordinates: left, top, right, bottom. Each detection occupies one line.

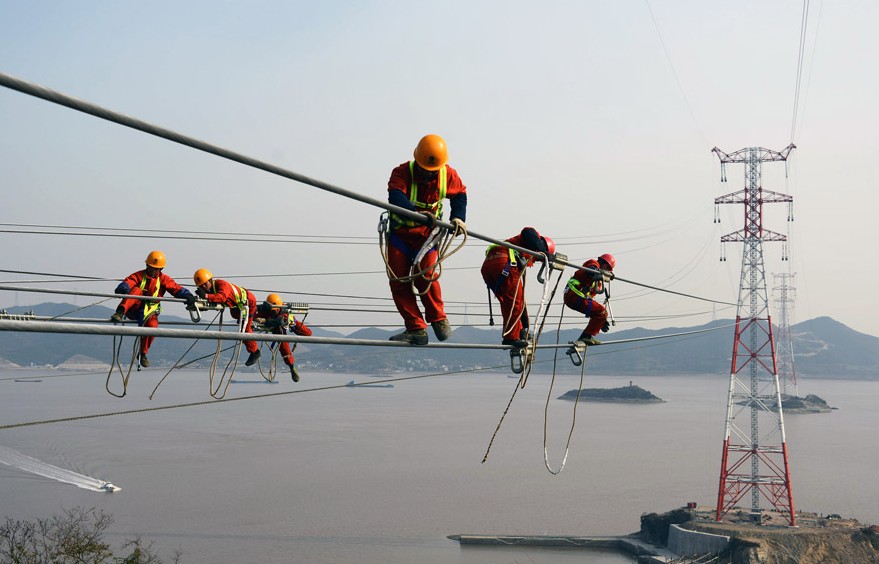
left=1, top=304, right=878, bottom=378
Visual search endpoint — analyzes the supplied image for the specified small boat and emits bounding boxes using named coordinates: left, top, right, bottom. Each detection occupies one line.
left=346, top=380, right=394, bottom=389
left=100, top=482, right=120, bottom=493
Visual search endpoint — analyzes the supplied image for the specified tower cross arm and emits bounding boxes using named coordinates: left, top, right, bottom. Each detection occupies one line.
left=715, top=190, right=746, bottom=205
left=711, top=144, right=796, bottom=163
left=760, top=189, right=793, bottom=204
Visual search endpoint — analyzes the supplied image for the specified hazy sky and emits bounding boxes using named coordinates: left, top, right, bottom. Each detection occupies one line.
left=1, top=1, right=877, bottom=339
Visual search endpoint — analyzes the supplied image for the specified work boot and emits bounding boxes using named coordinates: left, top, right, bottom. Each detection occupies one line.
left=502, top=338, right=528, bottom=349
left=139, top=353, right=150, bottom=368
left=389, top=329, right=428, bottom=346
left=577, top=336, right=602, bottom=346
left=110, top=312, right=124, bottom=324
left=431, top=319, right=452, bottom=341
left=289, top=365, right=300, bottom=383
left=244, top=349, right=261, bottom=367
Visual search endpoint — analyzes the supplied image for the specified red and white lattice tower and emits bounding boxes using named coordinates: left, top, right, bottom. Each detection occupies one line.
left=712, top=144, right=797, bottom=526
left=772, top=272, right=798, bottom=397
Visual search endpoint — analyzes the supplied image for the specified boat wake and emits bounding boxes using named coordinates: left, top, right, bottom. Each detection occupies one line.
left=0, top=445, right=120, bottom=492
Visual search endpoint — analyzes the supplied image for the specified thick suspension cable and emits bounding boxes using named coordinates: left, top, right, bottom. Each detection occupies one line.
left=0, top=71, right=735, bottom=307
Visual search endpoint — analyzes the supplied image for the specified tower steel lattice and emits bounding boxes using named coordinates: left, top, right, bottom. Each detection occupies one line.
left=773, top=273, right=798, bottom=397
left=712, top=144, right=797, bottom=526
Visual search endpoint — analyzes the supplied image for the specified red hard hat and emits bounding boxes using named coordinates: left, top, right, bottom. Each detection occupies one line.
left=598, top=253, right=616, bottom=271
left=543, top=236, right=555, bottom=256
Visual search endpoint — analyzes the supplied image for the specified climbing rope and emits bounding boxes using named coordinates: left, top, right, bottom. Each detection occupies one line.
left=517, top=255, right=565, bottom=388
left=482, top=257, right=564, bottom=463
left=149, top=309, right=225, bottom=400
left=543, top=303, right=587, bottom=475
left=105, top=331, right=140, bottom=398
left=208, top=310, right=247, bottom=400
left=377, top=213, right=468, bottom=296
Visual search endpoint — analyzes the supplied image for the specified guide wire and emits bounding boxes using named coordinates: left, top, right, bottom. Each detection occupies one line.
left=0, top=363, right=516, bottom=431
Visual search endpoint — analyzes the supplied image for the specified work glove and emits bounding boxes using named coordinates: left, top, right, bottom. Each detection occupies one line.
left=195, top=287, right=207, bottom=299
left=114, top=283, right=130, bottom=295
left=601, top=321, right=611, bottom=333
left=264, top=318, right=283, bottom=329
left=602, top=271, right=614, bottom=282
left=418, top=210, right=437, bottom=229
left=184, top=294, right=198, bottom=307
left=448, top=217, right=466, bottom=235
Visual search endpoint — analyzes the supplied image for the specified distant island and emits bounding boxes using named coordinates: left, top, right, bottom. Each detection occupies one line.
left=735, top=393, right=834, bottom=414
left=558, top=382, right=663, bottom=403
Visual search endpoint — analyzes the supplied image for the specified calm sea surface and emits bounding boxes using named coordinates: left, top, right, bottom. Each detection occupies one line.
left=1, top=367, right=877, bottom=563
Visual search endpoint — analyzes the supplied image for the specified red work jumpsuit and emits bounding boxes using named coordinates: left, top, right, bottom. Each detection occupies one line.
left=202, top=279, right=259, bottom=354
left=563, top=259, right=608, bottom=338
left=255, top=305, right=313, bottom=366
left=115, top=270, right=193, bottom=355
left=386, top=161, right=467, bottom=331
left=480, top=229, right=546, bottom=342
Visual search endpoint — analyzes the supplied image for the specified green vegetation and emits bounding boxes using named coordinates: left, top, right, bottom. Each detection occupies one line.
left=0, top=507, right=180, bottom=563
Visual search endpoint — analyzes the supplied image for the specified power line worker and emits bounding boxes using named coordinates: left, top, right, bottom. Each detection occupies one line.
left=110, top=250, right=197, bottom=368
left=385, top=133, right=467, bottom=346
left=564, top=253, right=616, bottom=346
left=481, top=227, right=554, bottom=348
left=193, top=268, right=261, bottom=367
left=255, top=293, right=312, bottom=382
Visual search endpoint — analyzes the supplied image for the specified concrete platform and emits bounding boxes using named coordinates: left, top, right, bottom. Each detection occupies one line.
left=449, top=534, right=681, bottom=561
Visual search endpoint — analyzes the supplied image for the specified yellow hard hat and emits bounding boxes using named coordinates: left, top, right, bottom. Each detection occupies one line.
left=413, top=134, right=448, bottom=171
left=145, top=250, right=166, bottom=269
left=193, top=268, right=213, bottom=286
left=266, top=293, right=283, bottom=307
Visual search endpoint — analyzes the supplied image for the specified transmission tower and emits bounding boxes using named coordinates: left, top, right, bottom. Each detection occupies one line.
left=773, top=272, right=798, bottom=397
left=712, top=144, right=797, bottom=526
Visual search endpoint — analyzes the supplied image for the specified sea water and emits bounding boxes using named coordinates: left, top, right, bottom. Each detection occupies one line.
left=0, top=367, right=876, bottom=563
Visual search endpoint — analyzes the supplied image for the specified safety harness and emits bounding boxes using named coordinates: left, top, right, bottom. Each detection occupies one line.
left=389, top=161, right=447, bottom=228
left=139, top=275, right=162, bottom=321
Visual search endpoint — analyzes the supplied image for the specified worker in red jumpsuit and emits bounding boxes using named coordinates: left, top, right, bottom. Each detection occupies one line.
left=111, top=250, right=196, bottom=367
left=481, top=227, right=555, bottom=348
left=193, top=268, right=261, bottom=366
left=563, top=254, right=616, bottom=345
left=255, top=293, right=312, bottom=382
left=385, top=134, right=467, bottom=345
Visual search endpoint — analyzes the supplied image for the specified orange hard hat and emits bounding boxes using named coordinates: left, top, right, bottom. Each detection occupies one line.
left=145, top=250, right=166, bottom=269
left=413, top=134, right=448, bottom=171
left=193, top=268, right=213, bottom=286
left=266, top=293, right=283, bottom=307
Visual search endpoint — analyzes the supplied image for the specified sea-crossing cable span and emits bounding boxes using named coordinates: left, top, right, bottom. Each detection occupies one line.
left=0, top=70, right=736, bottom=308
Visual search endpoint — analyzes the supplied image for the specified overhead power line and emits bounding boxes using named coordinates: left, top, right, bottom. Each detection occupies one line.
left=0, top=71, right=735, bottom=308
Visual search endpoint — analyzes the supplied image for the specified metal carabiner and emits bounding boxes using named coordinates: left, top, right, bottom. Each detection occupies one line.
left=536, top=255, right=550, bottom=284
left=188, top=305, right=202, bottom=323
left=510, top=348, right=524, bottom=374
left=566, top=341, right=585, bottom=367
left=377, top=211, right=389, bottom=234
